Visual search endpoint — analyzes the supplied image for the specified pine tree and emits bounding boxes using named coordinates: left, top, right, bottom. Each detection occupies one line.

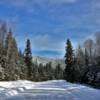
left=5, top=29, right=13, bottom=58
left=85, top=48, right=89, bottom=66
left=33, top=60, right=39, bottom=81
left=45, top=62, right=54, bottom=80
left=0, top=22, right=7, bottom=45
left=24, top=39, right=33, bottom=79
left=38, top=63, right=44, bottom=81
left=0, top=22, right=7, bottom=57
left=18, top=50, right=27, bottom=80
left=55, top=64, right=63, bottom=79
left=4, top=29, right=19, bottom=80
left=64, top=39, right=76, bottom=82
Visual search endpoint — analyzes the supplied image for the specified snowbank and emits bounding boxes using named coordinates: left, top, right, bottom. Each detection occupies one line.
left=0, top=80, right=100, bottom=100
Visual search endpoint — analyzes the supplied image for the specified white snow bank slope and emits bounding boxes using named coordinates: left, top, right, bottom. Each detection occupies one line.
left=0, top=80, right=100, bottom=100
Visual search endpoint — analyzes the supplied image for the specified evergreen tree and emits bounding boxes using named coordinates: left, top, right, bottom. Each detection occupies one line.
left=18, top=49, right=27, bottom=78
left=4, top=29, right=19, bottom=80
left=64, top=39, right=76, bottom=82
left=5, top=29, right=13, bottom=58
left=38, top=63, right=45, bottom=81
left=0, top=22, right=7, bottom=47
left=24, top=39, right=33, bottom=79
left=85, top=48, right=89, bottom=66
left=55, top=64, right=63, bottom=79
left=45, top=62, right=54, bottom=80
left=33, top=60, right=39, bottom=81
left=0, top=22, right=7, bottom=57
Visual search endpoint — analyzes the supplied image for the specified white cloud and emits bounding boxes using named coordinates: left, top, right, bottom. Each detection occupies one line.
left=31, top=34, right=65, bottom=53
left=32, top=34, right=49, bottom=47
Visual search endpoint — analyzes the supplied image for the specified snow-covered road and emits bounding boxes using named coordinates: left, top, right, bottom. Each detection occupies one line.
left=0, top=80, right=100, bottom=100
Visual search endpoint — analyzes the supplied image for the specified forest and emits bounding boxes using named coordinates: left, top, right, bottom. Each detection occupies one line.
left=0, top=22, right=100, bottom=88
left=0, top=22, right=63, bottom=82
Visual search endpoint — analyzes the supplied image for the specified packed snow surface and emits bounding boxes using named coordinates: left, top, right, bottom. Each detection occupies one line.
left=0, top=80, right=100, bottom=100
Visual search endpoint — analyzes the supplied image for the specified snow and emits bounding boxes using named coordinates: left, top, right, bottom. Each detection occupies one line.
left=0, top=80, right=100, bottom=100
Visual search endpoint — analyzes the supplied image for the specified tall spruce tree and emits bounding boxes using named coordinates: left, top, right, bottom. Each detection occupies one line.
left=24, top=39, right=33, bottom=79
left=64, top=39, right=76, bottom=82
left=4, top=29, right=19, bottom=80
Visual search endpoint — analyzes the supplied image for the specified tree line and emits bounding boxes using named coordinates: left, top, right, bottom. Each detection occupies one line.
left=0, top=22, right=63, bottom=81
left=0, top=21, right=100, bottom=88
left=64, top=33, right=100, bottom=88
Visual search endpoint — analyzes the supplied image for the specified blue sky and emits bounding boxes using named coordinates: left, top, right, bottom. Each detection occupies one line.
left=0, top=0, right=100, bottom=58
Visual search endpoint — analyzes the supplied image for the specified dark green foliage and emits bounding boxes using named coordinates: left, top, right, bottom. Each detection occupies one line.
left=0, top=22, right=7, bottom=46
left=64, top=39, right=78, bottom=82
left=63, top=34, right=100, bottom=88
left=24, top=39, right=33, bottom=79
left=85, top=48, right=89, bottom=66
left=4, top=29, right=20, bottom=80
left=55, top=64, right=63, bottom=79
left=0, top=23, right=28, bottom=81
left=96, top=56, right=100, bottom=66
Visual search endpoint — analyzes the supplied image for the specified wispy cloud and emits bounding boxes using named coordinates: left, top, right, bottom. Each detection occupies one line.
left=1, top=0, right=100, bottom=58
left=31, top=34, right=65, bottom=55
left=32, top=34, right=49, bottom=47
